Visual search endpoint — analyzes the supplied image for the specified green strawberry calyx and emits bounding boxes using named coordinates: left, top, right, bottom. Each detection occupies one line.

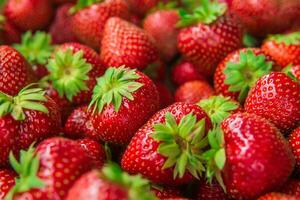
left=5, top=144, right=45, bottom=200
left=14, top=31, right=54, bottom=66
left=268, top=32, right=300, bottom=45
left=283, top=64, right=300, bottom=82
left=69, top=0, right=102, bottom=14
left=89, top=66, right=143, bottom=114
left=152, top=112, right=208, bottom=179
left=202, top=127, right=226, bottom=192
left=224, top=49, right=273, bottom=103
left=0, top=84, right=49, bottom=121
left=46, top=49, right=92, bottom=102
left=101, top=163, right=156, bottom=200
left=176, top=0, right=227, bottom=27
left=198, top=95, right=239, bottom=126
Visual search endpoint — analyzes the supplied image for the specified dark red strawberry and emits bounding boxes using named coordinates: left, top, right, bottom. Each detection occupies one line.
left=127, top=0, right=158, bottom=16
left=151, top=185, right=182, bottom=199
left=89, top=67, right=160, bottom=145
left=5, top=137, right=93, bottom=200
left=245, top=72, right=300, bottom=133
left=0, top=84, right=61, bottom=166
left=0, top=169, right=16, bottom=199
left=230, top=0, right=300, bottom=37
left=0, top=17, right=21, bottom=45
left=262, top=32, right=300, bottom=68
left=155, top=82, right=174, bottom=109
left=77, top=138, right=106, bottom=168
left=289, top=127, right=300, bottom=171
left=284, top=65, right=300, bottom=81
left=4, top=0, right=53, bottom=31
left=143, top=9, right=180, bottom=61
left=46, top=42, right=105, bottom=105
left=281, top=179, right=300, bottom=197
left=205, top=113, right=294, bottom=199
left=214, top=48, right=274, bottom=103
left=65, top=163, right=156, bottom=200
left=101, top=17, right=159, bottom=71
left=175, top=80, right=215, bottom=104
left=0, top=45, right=33, bottom=96
left=257, top=193, right=298, bottom=200
left=49, top=3, right=79, bottom=44
left=52, top=0, right=76, bottom=5
left=196, top=180, right=227, bottom=200
left=172, top=60, right=205, bottom=86
left=177, top=0, right=243, bottom=77
left=14, top=31, right=53, bottom=79
left=121, top=102, right=212, bottom=186
left=71, top=0, right=130, bottom=49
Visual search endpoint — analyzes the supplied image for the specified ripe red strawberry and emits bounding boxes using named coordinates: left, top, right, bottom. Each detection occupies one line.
left=49, top=3, right=79, bottom=44
left=121, top=102, right=212, bottom=185
left=172, top=60, right=205, bottom=86
left=89, top=67, right=160, bottom=145
left=46, top=42, right=105, bottom=106
left=0, top=45, right=33, bottom=96
left=127, top=0, right=158, bottom=16
left=77, top=138, right=106, bottom=168
left=175, top=80, right=215, bottom=104
left=206, top=113, right=294, bottom=199
left=177, top=0, right=243, bottom=77
left=262, top=32, right=300, bottom=68
left=257, top=193, right=298, bottom=200
left=0, top=85, right=61, bottom=166
left=0, top=18, right=21, bottom=45
left=155, top=82, right=174, bottom=109
left=5, top=137, right=93, bottom=200
left=65, top=163, right=156, bottom=200
left=4, top=0, right=53, bottom=31
left=284, top=65, right=300, bottom=81
left=143, top=9, right=180, bottom=61
left=245, top=72, right=300, bottom=133
left=0, top=169, right=16, bottom=199
left=14, top=31, right=53, bottom=79
left=100, top=17, right=159, bottom=70
left=151, top=186, right=182, bottom=199
left=230, top=0, right=300, bottom=37
left=71, top=0, right=130, bottom=49
left=288, top=127, right=300, bottom=171
left=196, top=180, right=227, bottom=200
left=281, top=179, right=300, bottom=197
left=214, top=48, right=274, bottom=103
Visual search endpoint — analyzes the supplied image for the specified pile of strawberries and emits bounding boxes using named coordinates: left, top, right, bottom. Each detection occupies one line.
left=0, top=0, right=299, bottom=199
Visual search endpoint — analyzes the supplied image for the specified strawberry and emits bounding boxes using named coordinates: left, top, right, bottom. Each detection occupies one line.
left=4, top=0, right=53, bottom=31
left=121, top=102, right=212, bottom=185
left=262, top=32, right=300, bottom=68
left=52, top=0, right=76, bottom=5
left=46, top=42, right=105, bottom=105
left=49, top=3, right=79, bottom=44
left=65, top=163, right=156, bottom=200
left=14, top=31, right=53, bottom=79
left=245, top=72, right=300, bottom=133
left=126, top=0, right=159, bottom=16
left=0, top=45, right=33, bottom=96
left=214, top=48, right=274, bottom=103
left=172, top=60, right=205, bottom=86
left=205, top=113, right=295, bottom=199
left=198, top=95, right=241, bottom=126
left=230, top=0, right=300, bottom=37
left=155, top=82, right=174, bottom=109
left=0, top=169, right=16, bottom=199
left=284, top=65, right=300, bottom=81
left=0, top=17, right=21, bottom=45
left=257, top=193, right=298, bottom=200
left=288, top=127, right=300, bottom=171
left=101, top=17, right=159, bottom=70
left=5, top=137, right=93, bottom=200
left=143, top=60, right=166, bottom=82
left=175, top=80, right=215, bottom=104
left=281, top=179, right=300, bottom=197
left=177, top=0, right=243, bottom=77
left=151, top=185, right=182, bottom=199
left=143, top=9, right=180, bottom=61
left=0, top=85, right=61, bottom=166
left=71, top=0, right=130, bottom=50
left=196, top=180, right=227, bottom=200
left=77, top=138, right=106, bottom=168
left=88, top=67, right=159, bottom=145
